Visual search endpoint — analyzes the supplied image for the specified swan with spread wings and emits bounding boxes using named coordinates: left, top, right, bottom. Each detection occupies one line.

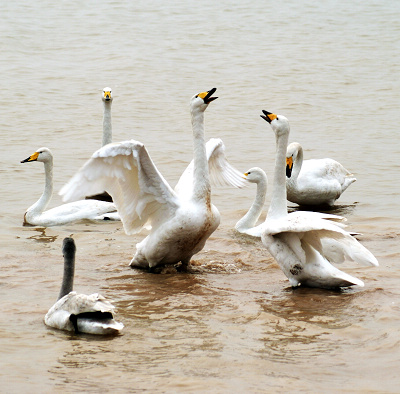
left=61, top=88, right=246, bottom=271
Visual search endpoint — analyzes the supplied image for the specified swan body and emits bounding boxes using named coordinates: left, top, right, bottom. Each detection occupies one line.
left=20, top=147, right=119, bottom=226
left=44, top=237, right=124, bottom=335
left=258, top=111, right=378, bottom=289
left=61, top=88, right=244, bottom=270
left=286, top=142, right=356, bottom=206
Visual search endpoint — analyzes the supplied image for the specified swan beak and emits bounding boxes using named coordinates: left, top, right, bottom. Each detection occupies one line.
left=104, top=90, right=112, bottom=101
left=242, top=172, right=249, bottom=179
left=21, top=151, right=39, bottom=163
left=198, top=88, right=218, bottom=104
left=286, top=157, right=293, bottom=178
left=260, top=110, right=277, bottom=123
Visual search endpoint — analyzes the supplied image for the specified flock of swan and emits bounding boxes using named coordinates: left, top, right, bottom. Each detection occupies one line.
left=20, top=87, right=378, bottom=335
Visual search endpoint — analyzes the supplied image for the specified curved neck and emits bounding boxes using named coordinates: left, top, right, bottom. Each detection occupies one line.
left=27, top=160, right=53, bottom=217
left=58, top=252, right=75, bottom=300
left=191, top=110, right=211, bottom=202
left=291, top=145, right=303, bottom=181
left=236, top=178, right=267, bottom=231
left=102, top=101, right=112, bottom=146
left=268, top=131, right=289, bottom=219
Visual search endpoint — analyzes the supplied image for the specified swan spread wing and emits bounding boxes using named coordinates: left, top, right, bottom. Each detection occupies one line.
left=264, top=213, right=378, bottom=267
left=175, top=138, right=246, bottom=197
left=60, top=140, right=179, bottom=234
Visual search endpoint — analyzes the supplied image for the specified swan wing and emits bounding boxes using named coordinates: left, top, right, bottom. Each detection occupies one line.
left=175, top=138, right=246, bottom=196
left=60, top=140, right=179, bottom=234
left=264, top=213, right=378, bottom=267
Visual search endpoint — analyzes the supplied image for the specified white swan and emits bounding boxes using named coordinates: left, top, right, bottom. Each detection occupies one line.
left=20, top=147, right=119, bottom=226
left=102, top=87, right=113, bottom=146
left=60, top=88, right=245, bottom=271
left=235, top=167, right=268, bottom=234
left=258, top=110, right=378, bottom=289
left=286, top=141, right=356, bottom=206
left=44, top=237, right=124, bottom=335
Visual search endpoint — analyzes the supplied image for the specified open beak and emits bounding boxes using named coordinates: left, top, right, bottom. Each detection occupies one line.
left=260, top=110, right=277, bottom=123
left=203, top=88, right=218, bottom=104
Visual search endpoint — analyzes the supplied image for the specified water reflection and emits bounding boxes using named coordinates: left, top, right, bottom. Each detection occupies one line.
left=26, top=227, right=59, bottom=243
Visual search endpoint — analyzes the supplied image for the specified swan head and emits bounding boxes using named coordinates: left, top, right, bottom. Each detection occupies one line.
left=286, top=142, right=301, bottom=178
left=243, top=167, right=267, bottom=184
left=260, top=110, right=290, bottom=137
left=190, top=88, right=218, bottom=112
left=102, top=87, right=113, bottom=102
left=20, top=147, right=53, bottom=164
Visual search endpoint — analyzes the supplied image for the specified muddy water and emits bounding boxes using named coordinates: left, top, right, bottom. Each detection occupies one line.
left=1, top=0, right=400, bottom=392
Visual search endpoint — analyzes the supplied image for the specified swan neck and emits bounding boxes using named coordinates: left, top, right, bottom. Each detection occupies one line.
left=102, top=100, right=112, bottom=146
left=268, top=131, right=289, bottom=219
left=292, top=145, right=303, bottom=180
left=58, top=252, right=75, bottom=300
left=236, top=178, right=267, bottom=231
left=191, top=110, right=210, bottom=202
left=28, top=160, right=53, bottom=217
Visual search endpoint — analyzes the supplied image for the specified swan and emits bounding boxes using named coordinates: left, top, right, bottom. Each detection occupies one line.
left=286, top=141, right=356, bottom=206
left=258, top=110, right=378, bottom=289
left=102, top=87, right=113, bottom=146
left=44, top=237, right=124, bottom=335
left=60, top=88, right=246, bottom=271
left=20, top=147, right=120, bottom=226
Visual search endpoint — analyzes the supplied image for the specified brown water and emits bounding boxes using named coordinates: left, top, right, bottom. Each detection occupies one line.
left=1, top=1, right=400, bottom=392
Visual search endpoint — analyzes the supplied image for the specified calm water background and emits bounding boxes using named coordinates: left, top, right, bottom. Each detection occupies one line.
left=1, top=0, right=400, bottom=392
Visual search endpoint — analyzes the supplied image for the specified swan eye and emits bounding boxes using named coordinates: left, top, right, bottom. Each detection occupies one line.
left=248, top=172, right=251, bottom=174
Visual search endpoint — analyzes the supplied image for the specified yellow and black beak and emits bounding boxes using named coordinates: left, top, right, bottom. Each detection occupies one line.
left=286, top=156, right=293, bottom=178
left=197, top=88, right=218, bottom=104
left=104, top=90, right=112, bottom=101
left=21, top=151, right=39, bottom=163
left=260, top=110, right=278, bottom=124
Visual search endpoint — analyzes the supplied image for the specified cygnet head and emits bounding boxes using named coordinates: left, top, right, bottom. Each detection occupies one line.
left=190, top=87, right=218, bottom=112
left=260, top=110, right=290, bottom=137
left=102, top=87, right=113, bottom=102
left=21, top=147, right=53, bottom=164
left=63, top=237, right=76, bottom=261
left=243, top=167, right=267, bottom=184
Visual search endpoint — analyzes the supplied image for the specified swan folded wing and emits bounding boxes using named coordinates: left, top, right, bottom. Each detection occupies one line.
left=60, top=140, right=179, bottom=234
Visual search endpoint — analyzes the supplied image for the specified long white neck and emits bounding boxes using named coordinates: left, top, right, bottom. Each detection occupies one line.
left=191, top=109, right=211, bottom=202
left=268, top=130, right=289, bottom=219
left=102, top=100, right=112, bottom=146
left=235, top=177, right=267, bottom=232
left=58, top=251, right=75, bottom=300
left=26, top=159, right=53, bottom=219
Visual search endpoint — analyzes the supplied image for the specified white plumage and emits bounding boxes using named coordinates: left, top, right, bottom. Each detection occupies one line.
left=44, top=237, right=124, bottom=335
left=60, top=88, right=246, bottom=271
left=257, top=110, right=378, bottom=289
left=286, top=142, right=356, bottom=206
left=20, top=147, right=119, bottom=226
